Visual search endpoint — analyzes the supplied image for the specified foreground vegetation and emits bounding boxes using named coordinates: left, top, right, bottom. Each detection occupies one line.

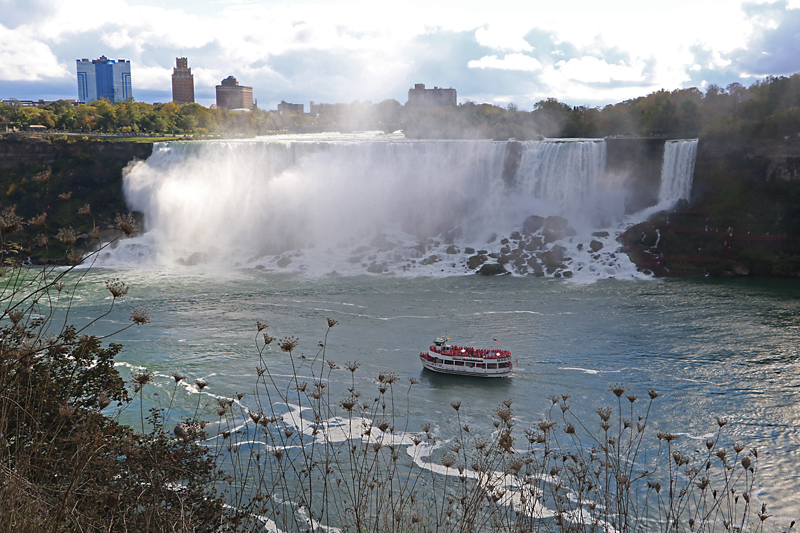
left=3, top=72, right=800, bottom=140
left=0, top=167, right=782, bottom=531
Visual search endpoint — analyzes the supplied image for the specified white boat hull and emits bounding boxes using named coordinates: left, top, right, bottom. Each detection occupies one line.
left=419, top=353, right=512, bottom=378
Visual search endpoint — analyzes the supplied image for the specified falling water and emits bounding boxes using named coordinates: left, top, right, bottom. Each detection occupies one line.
left=658, top=139, right=698, bottom=205
left=108, top=133, right=695, bottom=280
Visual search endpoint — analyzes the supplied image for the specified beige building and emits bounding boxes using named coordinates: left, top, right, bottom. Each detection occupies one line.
left=407, top=83, right=457, bottom=107
left=215, top=76, right=253, bottom=110
left=171, top=57, right=195, bottom=104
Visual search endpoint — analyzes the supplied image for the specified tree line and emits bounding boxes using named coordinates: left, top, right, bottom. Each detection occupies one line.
left=2, top=72, right=800, bottom=139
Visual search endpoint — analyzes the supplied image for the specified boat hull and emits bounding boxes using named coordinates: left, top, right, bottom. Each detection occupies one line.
left=419, top=354, right=512, bottom=378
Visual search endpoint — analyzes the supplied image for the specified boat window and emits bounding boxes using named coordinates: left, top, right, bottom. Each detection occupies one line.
left=487, top=364, right=497, bottom=369
left=467, top=362, right=474, bottom=368
left=476, top=364, right=485, bottom=368
left=454, top=361, right=464, bottom=366
left=434, top=358, right=441, bottom=364
left=444, top=360, right=453, bottom=365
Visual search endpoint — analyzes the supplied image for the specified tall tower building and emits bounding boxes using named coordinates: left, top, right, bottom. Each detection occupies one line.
left=76, top=56, right=132, bottom=104
left=215, top=76, right=254, bottom=110
left=171, top=57, right=195, bottom=104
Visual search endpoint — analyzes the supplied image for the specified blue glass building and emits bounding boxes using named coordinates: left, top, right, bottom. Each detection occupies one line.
left=76, top=56, right=132, bottom=103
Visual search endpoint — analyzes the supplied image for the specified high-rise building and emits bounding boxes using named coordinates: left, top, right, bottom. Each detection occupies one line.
left=407, top=83, right=457, bottom=108
left=76, top=56, right=132, bottom=104
left=171, top=57, right=195, bottom=104
left=215, top=76, right=253, bottom=110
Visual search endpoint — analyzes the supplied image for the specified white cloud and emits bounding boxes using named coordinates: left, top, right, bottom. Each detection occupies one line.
left=468, top=54, right=542, bottom=71
left=550, top=57, right=645, bottom=84
left=0, top=24, right=68, bottom=80
left=474, top=26, right=533, bottom=52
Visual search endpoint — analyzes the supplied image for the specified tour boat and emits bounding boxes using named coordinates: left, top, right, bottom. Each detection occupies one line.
left=419, top=337, right=513, bottom=378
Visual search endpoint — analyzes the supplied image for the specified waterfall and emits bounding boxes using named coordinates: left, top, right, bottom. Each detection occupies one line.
left=109, top=132, right=655, bottom=280
left=658, top=139, right=698, bottom=205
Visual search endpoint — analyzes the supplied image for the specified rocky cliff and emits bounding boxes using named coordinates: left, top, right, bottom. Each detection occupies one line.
left=0, top=134, right=152, bottom=263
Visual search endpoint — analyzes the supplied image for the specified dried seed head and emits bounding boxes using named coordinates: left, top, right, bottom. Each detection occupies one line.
left=733, top=443, right=745, bottom=453
left=326, top=360, right=340, bottom=370
left=195, top=380, right=207, bottom=390
left=59, top=403, right=75, bottom=417
left=130, top=306, right=150, bottom=325
left=279, top=336, right=299, bottom=352
left=88, top=227, right=100, bottom=240
left=346, top=360, right=360, bottom=373
left=597, top=407, right=612, bottom=422
left=611, top=384, right=625, bottom=397
left=565, top=423, right=575, bottom=434
left=0, top=206, right=23, bottom=234
left=451, top=401, right=461, bottom=411
left=741, top=456, right=751, bottom=469
left=32, top=169, right=51, bottom=184
left=340, top=396, right=357, bottom=411
left=56, top=227, right=76, bottom=245
left=7, top=309, right=24, bottom=325
left=263, top=333, right=275, bottom=344
left=105, top=278, right=129, bottom=298
left=378, top=371, right=398, bottom=384
left=441, top=452, right=456, bottom=468
left=706, top=438, right=715, bottom=450
left=133, top=371, right=153, bottom=386
left=648, top=389, right=659, bottom=399
left=28, top=213, right=47, bottom=227
left=409, top=377, right=418, bottom=385
left=34, top=234, right=48, bottom=247
left=77, top=203, right=91, bottom=216
left=326, top=317, right=338, bottom=328
left=716, top=417, right=728, bottom=428
left=256, top=321, right=267, bottom=331
left=172, top=373, right=185, bottom=383
left=58, top=191, right=73, bottom=201
left=626, top=394, right=638, bottom=403
left=115, top=213, right=139, bottom=237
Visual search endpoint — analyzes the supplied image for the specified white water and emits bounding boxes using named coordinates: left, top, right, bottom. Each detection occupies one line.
left=658, top=139, right=698, bottom=205
left=107, top=132, right=697, bottom=281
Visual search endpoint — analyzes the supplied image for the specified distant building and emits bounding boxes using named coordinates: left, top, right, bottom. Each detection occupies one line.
left=76, top=56, right=132, bottom=104
left=309, top=101, right=344, bottom=118
left=215, top=76, right=253, bottom=110
left=171, top=57, right=195, bottom=104
left=407, top=83, right=457, bottom=108
left=2, top=99, right=78, bottom=107
left=278, top=101, right=304, bottom=115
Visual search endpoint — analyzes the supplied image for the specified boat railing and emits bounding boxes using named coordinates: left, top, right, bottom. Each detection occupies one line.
left=429, top=345, right=511, bottom=359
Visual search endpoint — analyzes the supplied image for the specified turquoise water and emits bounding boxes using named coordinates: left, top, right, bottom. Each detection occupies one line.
left=68, top=268, right=800, bottom=524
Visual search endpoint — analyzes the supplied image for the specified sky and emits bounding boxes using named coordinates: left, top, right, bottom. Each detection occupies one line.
left=1, top=0, right=800, bottom=110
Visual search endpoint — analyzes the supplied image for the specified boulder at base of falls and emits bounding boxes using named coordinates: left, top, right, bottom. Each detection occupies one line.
left=367, top=262, right=387, bottom=273
left=467, top=254, right=487, bottom=269
left=276, top=256, right=292, bottom=268
left=544, top=215, right=569, bottom=232
left=478, top=263, right=507, bottom=276
left=524, top=237, right=543, bottom=251
left=592, top=231, right=610, bottom=238
left=446, top=245, right=459, bottom=254
left=177, top=252, right=209, bottom=266
left=589, top=240, right=604, bottom=252
left=523, top=215, right=545, bottom=234
left=464, top=247, right=475, bottom=254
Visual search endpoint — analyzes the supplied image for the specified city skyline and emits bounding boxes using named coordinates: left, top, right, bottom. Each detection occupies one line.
left=1, top=0, right=800, bottom=109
